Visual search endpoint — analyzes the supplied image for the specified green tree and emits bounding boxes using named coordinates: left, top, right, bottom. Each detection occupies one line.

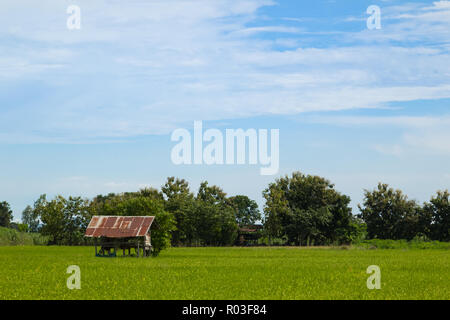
left=358, top=183, right=421, bottom=240
left=288, top=207, right=332, bottom=246
left=35, top=195, right=92, bottom=245
left=90, top=188, right=164, bottom=216
left=138, top=187, right=164, bottom=201
left=34, top=195, right=65, bottom=244
left=228, top=195, right=261, bottom=226
left=17, top=223, right=29, bottom=233
left=197, top=181, right=227, bottom=204
left=262, top=184, right=287, bottom=241
left=64, top=197, right=92, bottom=245
left=0, top=201, right=13, bottom=228
left=161, top=177, right=196, bottom=245
left=423, top=190, right=450, bottom=241
left=263, top=172, right=356, bottom=245
left=22, top=205, right=40, bottom=232
left=194, top=181, right=238, bottom=246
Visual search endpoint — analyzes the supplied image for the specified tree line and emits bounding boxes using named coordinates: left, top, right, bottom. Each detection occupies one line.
left=264, top=173, right=449, bottom=244
left=1, top=172, right=449, bottom=249
left=2, top=177, right=261, bottom=252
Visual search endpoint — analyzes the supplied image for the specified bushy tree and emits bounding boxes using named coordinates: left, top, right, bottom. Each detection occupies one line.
left=228, top=195, right=261, bottom=226
left=0, top=201, right=13, bottom=228
left=162, top=177, right=196, bottom=245
left=262, top=184, right=287, bottom=240
left=17, top=223, right=29, bottom=233
left=35, top=195, right=92, bottom=245
left=423, top=190, right=450, bottom=241
left=22, top=205, right=40, bottom=232
left=90, top=188, right=164, bottom=216
left=64, top=196, right=93, bottom=245
left=358, top=183, right=421, bottom=240
left=193, top=182, right=238, bottom=246
left=138, top=187, right=165, bottom=201
left=263, top=172, right=356, bottom=245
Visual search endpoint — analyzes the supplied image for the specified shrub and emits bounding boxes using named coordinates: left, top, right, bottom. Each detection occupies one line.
left=0, top=227, right=49, bottom=246
left=355, top=238, right=450, bottom=250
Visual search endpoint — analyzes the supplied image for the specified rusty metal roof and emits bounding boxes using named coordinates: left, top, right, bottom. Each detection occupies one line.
left=239, top=225, right=263, bottom=233
left=85, top=216, right=154, bottom=238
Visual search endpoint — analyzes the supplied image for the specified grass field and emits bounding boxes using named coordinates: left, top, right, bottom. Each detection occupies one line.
left=0, top=246, right=449, bottom=300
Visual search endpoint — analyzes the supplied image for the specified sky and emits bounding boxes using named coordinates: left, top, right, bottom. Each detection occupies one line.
left=1, top=0, right=450, bottom=220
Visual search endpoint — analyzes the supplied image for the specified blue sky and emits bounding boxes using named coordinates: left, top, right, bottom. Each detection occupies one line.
left=1, top=0, right=450, bottom=220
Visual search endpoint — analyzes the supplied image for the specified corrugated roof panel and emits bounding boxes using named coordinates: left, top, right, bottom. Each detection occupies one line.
left=137, top=219, right=152, bottom=236
left=88, top=216, right=99, bottom=228
left=131, top=217, right=144, bottom=237
left=85, top=228, right=94, bottom=237
left=98, top=216, right=108, bottom=228
left=84, top=216, right=155, bottom=238
left=92, top=227, right=105, bottom=237
left=109, top=228, right=122, bottom=238
left=104, top=217, right=116, bottom=228
left=130, top=217, right=144, bottom=229
left=113, top=216, right=123, bottom=228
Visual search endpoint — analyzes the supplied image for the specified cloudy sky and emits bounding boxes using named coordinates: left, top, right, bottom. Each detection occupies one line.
left=1, top=0, right=450, bottom=219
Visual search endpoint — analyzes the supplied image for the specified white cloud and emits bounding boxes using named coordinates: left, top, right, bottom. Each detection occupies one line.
left=404, top=131, right=450, bottom=155
left=0, top=0, right=450, bottom=142
left=233, top=26, right=304, bottom=36
left=0, top=58, right=64, bottom=78
left=304, top=114, right=450, bottom=156
left=306, top=115, right=450, bottom=128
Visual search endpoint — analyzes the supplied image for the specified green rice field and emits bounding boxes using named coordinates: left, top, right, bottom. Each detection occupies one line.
left=0, top=246, right=448, bottom=300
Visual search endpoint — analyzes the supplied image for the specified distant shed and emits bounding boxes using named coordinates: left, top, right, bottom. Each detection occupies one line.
left=85, top=216, right=154, bottom=257
left=237, top=224, right=263, bottom=246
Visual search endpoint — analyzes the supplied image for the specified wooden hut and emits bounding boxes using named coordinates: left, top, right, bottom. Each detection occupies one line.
left=84, top=216, right=154, bottom=257
left=237, top=224, right=263, bottom=246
